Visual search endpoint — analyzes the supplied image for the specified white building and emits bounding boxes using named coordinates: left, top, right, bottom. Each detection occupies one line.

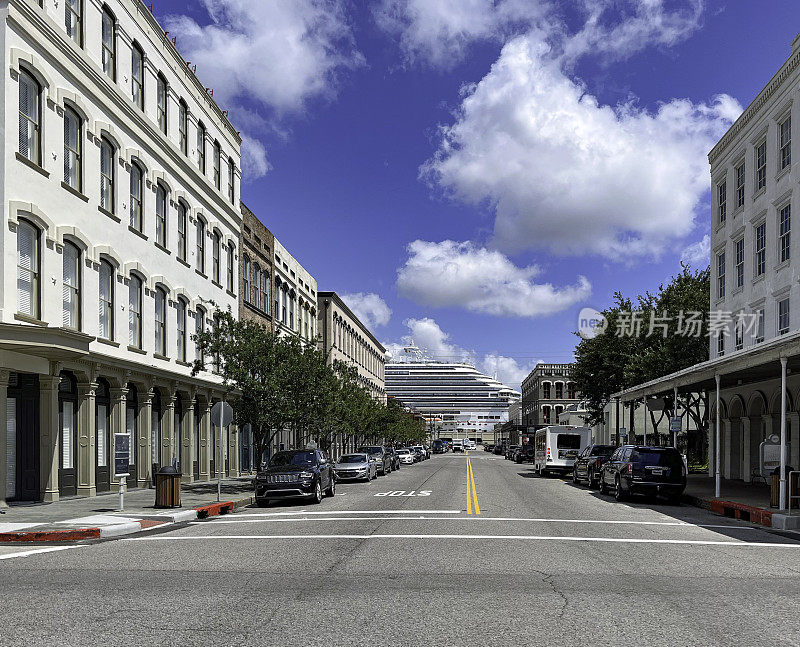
left=273, top=237, right=317, bottom=344
left=1, top=0, right=242, bottom=505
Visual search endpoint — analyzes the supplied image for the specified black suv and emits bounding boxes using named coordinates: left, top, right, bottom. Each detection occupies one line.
left=572, top=444, right=615, bottom=488
left=514, top=445, right=535, bottom=463
left=255, top=449, right=335, bottom=507
left=599, top=445, right=686, bottom=504
left=384, top=446, right=401, bottom=471
left=358, top=445, right=392, bottom=475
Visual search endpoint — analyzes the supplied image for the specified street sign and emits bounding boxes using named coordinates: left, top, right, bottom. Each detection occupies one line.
left=670, top=417, right=681, bottom=433
left=211, top=400, right=234, bottom=428
left=114, top=433, right=130, bottom=478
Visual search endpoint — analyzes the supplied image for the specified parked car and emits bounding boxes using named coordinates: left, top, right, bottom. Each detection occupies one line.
left=598, top=445, right=687, bottom=504
left=432, top=440, right=446, bottom=454
left=504, top=445, right=519, bottom=460
left=383, top=446, right=401, bottom=471
left=397, top=448, right=415, bottom=465
left=357, top=445, right=392, bottom=475
left=411, top=447, right=424, bottom=462
left=333, top=453, right=377, bottom=482
left=255, top=449, right=335, bottom=506
left=484, top=444, right=495, bottom=452
left=493, top=444, right=505, bottom=455
left=412, top=445, right=429, bottom=460
left=514, top=445, right=536, bottom=463
left=572, top=444, right=616, bottom=488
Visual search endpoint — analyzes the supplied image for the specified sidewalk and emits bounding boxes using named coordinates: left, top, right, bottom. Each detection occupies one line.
left=0, top=477, right=256, bottom=541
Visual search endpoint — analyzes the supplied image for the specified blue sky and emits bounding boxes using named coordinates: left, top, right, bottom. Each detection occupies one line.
left=158, top=1, right=799, bottom=388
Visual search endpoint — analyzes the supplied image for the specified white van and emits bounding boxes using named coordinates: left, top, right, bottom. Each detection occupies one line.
left=533, top=426, right=592, bottom=475
left=452, top=439, right=464, bottom=453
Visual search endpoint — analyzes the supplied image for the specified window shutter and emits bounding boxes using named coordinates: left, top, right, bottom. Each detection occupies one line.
left=6, top=398, right=16, bottom=499
left=151, top=408, right=159, bottom=465
left=61, top=401, right=74, bottom=469
left=125, top=406, right=135, bottom=466
left=17, top=223, right=36, bottom=316
left=97, top=404, right=108, bottom=467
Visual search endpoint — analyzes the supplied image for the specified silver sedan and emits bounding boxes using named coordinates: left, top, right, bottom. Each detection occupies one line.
left=334, top=453, right=377, bottom=482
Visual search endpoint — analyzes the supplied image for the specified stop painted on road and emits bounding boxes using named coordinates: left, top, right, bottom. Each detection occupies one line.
left=374, top=490, right=432, bottom=497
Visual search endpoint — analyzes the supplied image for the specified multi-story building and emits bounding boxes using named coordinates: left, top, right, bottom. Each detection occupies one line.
left=317, top=291, right=386, bottom=402
left=385, top=359, right=520, bottom=442
left=1, top=0, right=242, bottom=505
left=273, top=237, right=317, bottom=344
left=521, top=363, right=580, bottom=428
left=239, top=203, right=273, bottom=332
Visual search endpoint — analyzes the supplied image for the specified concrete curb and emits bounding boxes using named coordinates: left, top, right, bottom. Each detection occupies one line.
left=0, top=496, right=253, bottom=543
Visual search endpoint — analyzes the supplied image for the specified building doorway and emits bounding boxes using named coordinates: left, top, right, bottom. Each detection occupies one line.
left=7, top=373, right=40, bottom=501
left=58, top=372, right=78, bottom=497
left=95, top=379, right=111, bottom=492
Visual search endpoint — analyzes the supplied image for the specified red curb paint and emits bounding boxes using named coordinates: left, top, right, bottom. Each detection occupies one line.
left=194, top=501, right=234, bottom=519
left=137, top=519, right=167, bottom=529
left=0, top=528, right=101, bottom=542
left=710, top=500, right=773, bottom=527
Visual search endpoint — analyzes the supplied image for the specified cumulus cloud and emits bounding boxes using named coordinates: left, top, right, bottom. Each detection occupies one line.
left=397, top=240, right=591, bottom=317
left=373, top=0, right=545, bottom=70
left=422, top=34, right=741, bottom=259
left=165, top=0, right=362, bottom=114
left=340, top=292, right=392, bottom=329
left=680, top=234, right=711, bottom=269
left=240, top=135, right=272, bottom=179
left=376, top=0, right=704, bottom=70
left=383, top=317, right=532, bottom=389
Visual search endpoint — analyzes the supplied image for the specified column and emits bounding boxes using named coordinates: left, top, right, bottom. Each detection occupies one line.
left=109, top=387, right=128, bottom=494
left=742, top=417, right=752, bottom=483
left=228, top=424, right=239, bottom=477
left=789, top=412, right=800, bottom=471
left=762, top=414, right=773, bottom=440
left=76, top=382, right=98, bottom=498
left=0, top=371, right=10, bottom=507
left=183, top=394, right=195, bottom=484
left=139, top=388, right=153, bottom=488
left=200, top=398, right=211, bottom=481
left=39, top=375, right=61, bottom=503
left=722, top=418, right=731, bottom=480
left=163, top=391, right=176, bottom=468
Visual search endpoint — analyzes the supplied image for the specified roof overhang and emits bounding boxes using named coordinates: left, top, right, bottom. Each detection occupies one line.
left=0, top=323, right=92, bottom=360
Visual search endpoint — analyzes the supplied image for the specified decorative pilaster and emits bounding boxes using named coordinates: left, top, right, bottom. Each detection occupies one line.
left=140, top=388, right=153, bottom=487
left=109, top=387, right=128, bottom=493
left=722, top=418, right=732, bottom=480
left=163, top=391, right=176, bottom=468
left=742, top=417, right=752, bottom=482
left=76, top=382, right=98, bottom=497
left=0, top=370, right=12, bottom=507
left=183, top=394, right=195, bottom=484
left=228, top=424, right=239, bottom=477
left=200, top=398, right=211, bottom=481
left=39, top=375, right=61, bottom=502
left=789, top=412, right=800, bottom=470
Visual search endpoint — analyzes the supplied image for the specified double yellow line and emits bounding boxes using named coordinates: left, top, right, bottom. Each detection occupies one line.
left=465, top=452, right=481, bottom=515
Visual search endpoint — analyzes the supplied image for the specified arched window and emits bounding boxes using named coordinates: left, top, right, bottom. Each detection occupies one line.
left=228, top=157, right=235, bottom=204
left=289, top=292, right=295, bottom=329
left=542, top=382, right=551, bottom=399
left=156, top=184, right=167, bottom=246
left=213, top=141, right=221, bottom=189
left=128, top=274, right=142, bottom=348
left=567, top=382, right=576, bottom=400
left=100, top=137, right=114, bottom=212
left=227, top=242, right=235, bottom=292
left=99, top=260, right=114, bottom=340
left=197, top=122, right=206, bottom=173
left=177, top=201, right=187, bottom=261
left=63, top=106, right=82, bottom=190
left=261, top=269, right=269, bottom=310
left=243, top=255, right=251, bottom=303
left=65, top=0, right=82, bottom=46
left=555, top=382, right=563, bottom=399
left=196, top=217, right=206, bottom=273
left=195, top=306, right=206, bottom=363
left=542, top=406, right=551, bottom=424
left=254, top=265, right=261, bottom=309
left=157, top=73, right=168, bottom=134
left=62, top=241, right=81, bottom=330
left=17, top=219, right=40, bottom=318
left=179, top=99, right=188, bottom=155
left=212, top=231, right=221, bottom=283
left=131, top=44, right=144, bottom=109
left=18, top=69, right=41, bottom=164
left=129, top=163, right=143, bottom=231
left=101, top=6, right=116, bottom=80
left=177, top=298, right=187, bottom=362
left=274, top=279, right=280, bottom=319
left=154, top=287, right=167, bottom=356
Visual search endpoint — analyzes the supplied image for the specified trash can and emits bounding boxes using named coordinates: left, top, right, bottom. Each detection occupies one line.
left=155, top=465, right=182, bottom=508
left=770, top=466, right=797, bottom=508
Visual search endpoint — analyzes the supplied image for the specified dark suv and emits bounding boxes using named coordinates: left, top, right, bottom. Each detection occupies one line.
left=384, top=446, right=401, bottom=471
left=358, top=445, right=392, bottom=475
left=255, top=449, right=336, bottom=507
left=572, top=444, right=615, bottom=488
left=599, top=445, right=686, bottom=504
left=514, top=445, right=535, bottom=463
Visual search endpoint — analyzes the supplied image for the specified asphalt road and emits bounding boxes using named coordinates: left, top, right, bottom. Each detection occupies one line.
left=3, top=451, right=800, bottom=646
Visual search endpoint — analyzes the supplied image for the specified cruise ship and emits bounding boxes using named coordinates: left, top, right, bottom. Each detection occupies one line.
left=385, top=350, right=521, bottom=442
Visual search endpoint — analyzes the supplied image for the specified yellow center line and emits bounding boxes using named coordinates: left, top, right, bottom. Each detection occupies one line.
left=466, top=452, right=481, bottom=515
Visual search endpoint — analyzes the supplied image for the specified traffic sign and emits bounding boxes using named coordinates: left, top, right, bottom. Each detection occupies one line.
left=211, top=400, right=234, bottom=428
left=670, top=417, right=681, bottom=433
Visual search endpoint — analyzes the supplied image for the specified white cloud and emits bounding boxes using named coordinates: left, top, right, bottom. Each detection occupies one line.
left=166, top=0, right=362, bottom=114
left=383, top=317, right=532, bottom=389
left=680, top=234, right=710, bottom=269
left=373, top=0, right=545, bottom=70
left=340, top=292, right=392, bottom=329
left=376, top=0, right=704, bottom=70
left=397, top=240, right=591, bottom=317
left=422, top=34, right=741, bottom=260
left=240, top=135, right=272, bottom=179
